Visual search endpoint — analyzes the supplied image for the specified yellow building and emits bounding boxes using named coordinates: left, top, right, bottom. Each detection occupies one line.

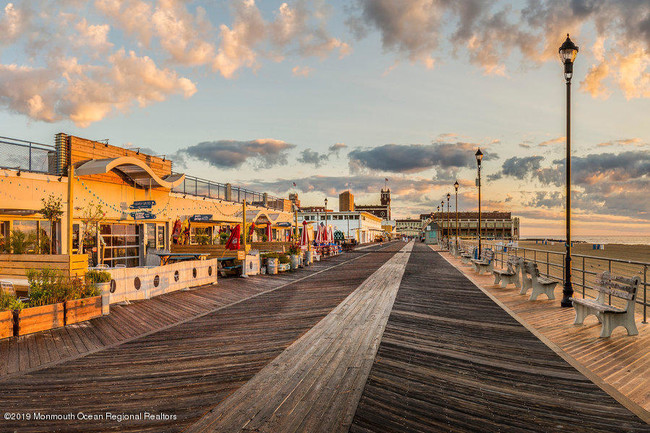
left=0, top=134, right=294, bottom=267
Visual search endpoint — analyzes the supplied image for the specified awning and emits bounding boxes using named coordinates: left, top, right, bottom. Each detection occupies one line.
left=75, top=157, right=185, bottom=189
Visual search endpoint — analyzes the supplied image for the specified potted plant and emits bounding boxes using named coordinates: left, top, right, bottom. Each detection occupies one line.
left=86, top=269, right=112, bottom=316
left=18, top=268, right=66, bottom=336
left=278, top=254, right=291, bottom=272
left=0, top=292, right=23, bottom=339
left=288, top=245, right=301, bottom=270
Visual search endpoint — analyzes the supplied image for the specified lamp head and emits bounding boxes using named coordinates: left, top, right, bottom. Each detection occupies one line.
left=447, top=193, right=450, bottom=200
left=475, top=148, right=483, bottom=166
left=454, top=180, right=459, bottom=191
left=559, top=33, right=579, bottom=81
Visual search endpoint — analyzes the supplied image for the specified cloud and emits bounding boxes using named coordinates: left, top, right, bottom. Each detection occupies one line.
left=0, top=50, right=196, bottom=127
left=488, top=155, right=544, bottom=181
left=297, top=148, right=328, bottom=167
left=347, top=0, right=650, bottom=98
left=596, top=138, right=646, bottom=147
left=178, top=139, right=296, bottom=169
left=292, top=65, right=313, bottom=77
left=537, top=136, right=565, bottom=147
left=348, top=142, right=497, bottom=173
left=328, top=142, right=347, bottom=154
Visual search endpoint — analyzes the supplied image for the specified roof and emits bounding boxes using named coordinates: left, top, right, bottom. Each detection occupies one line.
left=75, top=157, right=184, bottom=189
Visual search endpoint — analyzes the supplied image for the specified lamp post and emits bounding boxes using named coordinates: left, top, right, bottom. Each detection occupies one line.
left=446, top=193, right=451, bottom=250
left=475, top=148, right=483, bottom=257
left=437, top=205, right=440, bottom=244
left=454, top=181, right=459, bottom=252
left=324, top=197, right=328, bottom=232
left=441, top=200, right=445, bottom=248
left=559, top=34, right=579, bottom=308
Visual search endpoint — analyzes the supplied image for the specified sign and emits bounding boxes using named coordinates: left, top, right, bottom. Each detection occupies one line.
left=190, top=214, right=213, bottom=222
left=129, top=200, right=156, bottom=209
left=130, top=210, right=156, bottom=220
left=276, top=222, right=292, bottom=227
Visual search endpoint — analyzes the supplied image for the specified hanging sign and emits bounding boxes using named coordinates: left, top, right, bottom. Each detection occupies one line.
left=129, top=200, right=156, bottom=209
left=190, top=214, right=213, bottom=222
left=130, top=210, right=156, bottom=220
left=276, top=222, right=292, bottom=227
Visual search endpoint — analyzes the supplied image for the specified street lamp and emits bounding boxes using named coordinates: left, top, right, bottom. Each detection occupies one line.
left=441, top=200, right=445, bottom=248
left=475, top=148, right=483, bottom=257
left=454, top=180, right=459, bottom=252
left=437, top=205, right=440, bottom=244
left=447, top=193, right=451, bottom=249
left=559, top=34, right=579, bottom=308
left=324, top=197, right=328, bottom=231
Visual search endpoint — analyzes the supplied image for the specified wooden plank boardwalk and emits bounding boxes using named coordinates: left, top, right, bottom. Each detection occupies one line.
left=440, top=247, right=650, bottom=416
left=0, top=242, right=403, bottom=432
left=186, top=242, right=414, bottom=433
left=350, top=243, right=649, bottom=432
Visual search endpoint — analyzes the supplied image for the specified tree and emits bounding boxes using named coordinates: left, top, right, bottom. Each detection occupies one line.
left=39, top=194, right=63, bottom=254
left=80, top=201, right=106, bottom=254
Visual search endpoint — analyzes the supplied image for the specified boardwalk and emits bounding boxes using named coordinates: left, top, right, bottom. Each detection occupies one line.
left=0, top=241, right=648, bottom=432
left=350, top=243, right=648, bottom=432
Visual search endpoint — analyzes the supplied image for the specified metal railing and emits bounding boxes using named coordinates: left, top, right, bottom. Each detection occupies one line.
left=0, top=136, right=56, bottom=174
left=172, top=174, right=286, bottom=211
left=459, top=239, right=649, bottom=323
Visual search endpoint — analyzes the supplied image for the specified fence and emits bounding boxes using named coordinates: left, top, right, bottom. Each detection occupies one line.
left=0, top=136, right=56, bottom=174
left=172, top=174, right=286, bottom=210
left=459, top=239, right=649, bottom=323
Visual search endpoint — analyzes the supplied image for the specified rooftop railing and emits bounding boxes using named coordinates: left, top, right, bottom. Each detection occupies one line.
left=0, top=136, right=56, bottom=174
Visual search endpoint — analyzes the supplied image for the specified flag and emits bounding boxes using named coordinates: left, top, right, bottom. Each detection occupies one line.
left=292, top=182, right=297, bottom=187
left=248, top=222, right=255, bottom=237
left=225, top=224, right=241, bottom=250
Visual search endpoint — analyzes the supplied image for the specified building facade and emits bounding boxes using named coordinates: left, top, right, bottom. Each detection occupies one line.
left=422, top=211, right=519, bottom=240
left=355, top=188, right=391, bottom=220
left=0, top=134, right=294, bottom=267
left=395, top=218, right=423, bottom=237
left=338, top=191, right=354, bottom=212
left=298, top=211, right=383, bottom=244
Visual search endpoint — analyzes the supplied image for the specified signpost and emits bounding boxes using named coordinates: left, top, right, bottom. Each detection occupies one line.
left=130, top=210, right=155, bottom=220
left=190, top=214, right=212, bottom=222
left=129, top=200, right=156, bottom=210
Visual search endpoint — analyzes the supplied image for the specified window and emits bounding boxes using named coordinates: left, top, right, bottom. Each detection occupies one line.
left=157, top=225, right=165, bottom=249
left=146, top=223, right=156, bottom=249
left=100, top=223, right=141, bottom=267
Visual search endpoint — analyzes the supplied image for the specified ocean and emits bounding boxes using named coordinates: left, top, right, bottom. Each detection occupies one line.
left=522, top=236, right=650, bottom=246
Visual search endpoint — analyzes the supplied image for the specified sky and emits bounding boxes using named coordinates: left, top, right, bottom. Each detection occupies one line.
left=1, top=0, right=649, bottom=237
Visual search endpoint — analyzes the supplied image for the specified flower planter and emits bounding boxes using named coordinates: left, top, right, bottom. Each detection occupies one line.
left=278, top=263, right=290, bottom=272
left=17, top=303, right=64, bottom=336
left=304, top=251, right=313, bottom=266
left=0, top=310, right=13, bottom=339
left=65, top=296, right=102, bottom=325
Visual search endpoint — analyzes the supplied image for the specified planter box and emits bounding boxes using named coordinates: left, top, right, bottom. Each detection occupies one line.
left=65, top=296, right=102, bottom=325
left=17, top=303, right=64, bottom=336
left=278, top=263, right=290, bottom=272
left=0, top=310, right=13, bottom=339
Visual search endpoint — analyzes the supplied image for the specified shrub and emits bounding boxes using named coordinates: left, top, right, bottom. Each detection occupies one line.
left=27, top=268, right=99, bottom=306
left=261, top=252, right=279, bottom=259
left=10, top=230, right=33, bottom=254
left=85, top=270, right=111, bottom=284
left=278, top=254, right=290, bottom=264
left=0, top=291, right=15, bottom=311
left=288, top=245, right=300, bottom=255
left=219, top=232, right=228, bottom=245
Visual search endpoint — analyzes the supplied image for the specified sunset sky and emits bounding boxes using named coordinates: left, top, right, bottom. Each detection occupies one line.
left=1, top=0, right=649, bottom=237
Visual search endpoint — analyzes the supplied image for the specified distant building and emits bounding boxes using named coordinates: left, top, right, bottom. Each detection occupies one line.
left=395, top=218, right=422, bottom=237
left=355, top=188, right=391, bottom=220
left=339, top=191, right=354, bottom=212
left=423, top=211, right=519, bottom=240
left=289, top=192, right=300, bottom=209
left=298, top=210, right=383, bottom=244
left=300, top=206, right=331, bottom=213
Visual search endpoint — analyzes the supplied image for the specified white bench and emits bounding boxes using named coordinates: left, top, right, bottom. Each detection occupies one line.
left=471, top=249, right=494, bottom=275
left=571, top=272, right=641, bottom=338
left=460, top=247, right=476, bottom=264
left=492, top=256, right=522, bottom=288
left=520, top=261, right=557, bottom=301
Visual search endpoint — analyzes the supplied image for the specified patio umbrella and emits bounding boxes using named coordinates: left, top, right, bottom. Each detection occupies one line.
left=266, top=223, right=272, bottom=241
left=300, top=220, right=309, bottom=249
left=225, top=224, right=241, bottom=250
left=317, top=223, right=324, bottom=244
left=328, top=225, right=334, bottom=244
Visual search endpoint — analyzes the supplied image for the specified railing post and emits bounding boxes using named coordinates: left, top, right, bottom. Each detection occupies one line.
left=582, top=256, right=585, bottom=298
left=642, top=265, right=648, bottom=323
left=546, top=252, right=549, bottom=276
left=29, top=141, right=32, bottom=171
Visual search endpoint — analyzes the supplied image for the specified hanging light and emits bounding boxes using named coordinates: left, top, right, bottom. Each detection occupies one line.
left=559, top=34, right=579, bottom=82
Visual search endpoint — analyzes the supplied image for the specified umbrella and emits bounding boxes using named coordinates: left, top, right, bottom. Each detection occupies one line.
left=300, top=220, right=309, bottom=250
left=328, top=226, right=334, bottom=244
left=225, top=224, right=241, bottom=250
left=317, top=223, right=324, bottom=244
left=266, top=223, right=272, bottom=241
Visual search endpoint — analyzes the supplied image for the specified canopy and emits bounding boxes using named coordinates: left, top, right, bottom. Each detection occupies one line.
left=327, top=226, right=334, bottom=244
left=75, top=157, right=184, bottom=189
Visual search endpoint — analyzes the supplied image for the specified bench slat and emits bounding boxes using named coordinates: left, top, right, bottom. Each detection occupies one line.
left=571, top=298, right=625, bottom=314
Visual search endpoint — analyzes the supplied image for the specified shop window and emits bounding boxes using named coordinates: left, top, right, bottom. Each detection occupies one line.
left=157, top=226, right=165, bottom=249
left=146, top=223, right=156, bottom=249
